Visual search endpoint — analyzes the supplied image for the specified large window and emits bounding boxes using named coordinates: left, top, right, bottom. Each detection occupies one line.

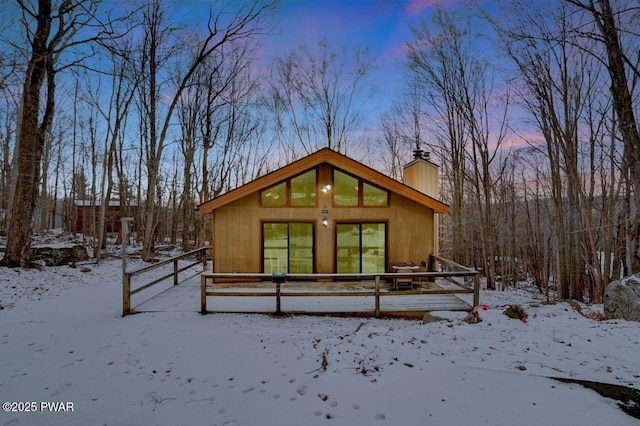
left=333, top=169, right=388, bottom=207
left=261, top=169, right=316, bottom=207
left=336, top=223, right=386, bottom=273
left=261, top=182, right=286, bottom=206
left=363, top=182, right=388, bottom=206
left=263, top=222, right=314, bottom=273
left=291, top=170, right=317, bottom=206
left=334, top=170, right=359, bottom=206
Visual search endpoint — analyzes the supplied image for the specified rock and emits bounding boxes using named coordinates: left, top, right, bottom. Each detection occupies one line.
left=567, top=299, right=583, bottom=313
left=422, top=312, right=445, bottom=324
left=464, top=311, right=482, bottom=324
left=30, top=245, right=89, bottom=266
left=80, top=267, right=92, bottom=273
left=604, top=274, right=640, bottom=322
left=504, top=305, right=528, bottom=321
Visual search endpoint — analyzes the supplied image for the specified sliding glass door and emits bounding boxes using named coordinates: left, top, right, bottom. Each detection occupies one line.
left=263, top=222, right=314, bottom=273
left=336, top=223, right=386, bottom=273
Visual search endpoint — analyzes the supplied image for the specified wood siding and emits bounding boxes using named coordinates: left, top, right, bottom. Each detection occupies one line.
left=213, top=166, right=435, bottom=273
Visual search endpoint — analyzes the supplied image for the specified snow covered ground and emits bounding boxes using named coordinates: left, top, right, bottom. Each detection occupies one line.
left=1, top=254, right=640, bottom=425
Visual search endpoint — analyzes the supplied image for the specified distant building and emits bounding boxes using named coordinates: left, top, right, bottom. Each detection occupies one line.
left=73, top=200, right=139, bottom=236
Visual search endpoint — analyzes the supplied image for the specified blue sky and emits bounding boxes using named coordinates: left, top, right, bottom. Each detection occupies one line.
left=260, top=0, right=466, bottom=116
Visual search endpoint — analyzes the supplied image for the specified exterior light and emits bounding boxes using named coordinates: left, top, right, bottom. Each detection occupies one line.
left=322, top=217, right=328, bottom=227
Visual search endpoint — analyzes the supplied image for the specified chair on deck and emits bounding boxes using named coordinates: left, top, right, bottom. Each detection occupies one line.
left=412, top=261, right=429, bottom=289
left=389, top=262, right=418, bottom=291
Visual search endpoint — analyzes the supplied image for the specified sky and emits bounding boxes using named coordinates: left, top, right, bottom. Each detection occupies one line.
left=255, top=0, right=510, bottom=155
left=261, top=0, right=460, bottom=115
left=1, top=233, right=639, bottom=425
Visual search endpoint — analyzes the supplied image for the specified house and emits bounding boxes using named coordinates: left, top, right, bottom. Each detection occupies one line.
left=196, top=148, right=447, bottom=275
left=73, top=200, right=139, bottom=236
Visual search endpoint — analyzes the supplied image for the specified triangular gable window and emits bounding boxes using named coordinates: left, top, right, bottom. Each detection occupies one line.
left=333, top=169, right=388, bottom=207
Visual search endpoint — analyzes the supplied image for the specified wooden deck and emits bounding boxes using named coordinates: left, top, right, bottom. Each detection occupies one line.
left=201, top=272, right=474, bottom=318
left=127, top=255, right=480, bottom=318
left=207, top=294, right=470, bottom=318
left=133, top=273, right=473, bottom=318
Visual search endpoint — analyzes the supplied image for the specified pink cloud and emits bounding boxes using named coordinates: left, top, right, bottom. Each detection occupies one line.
left=404, top=0, right=444, bottom=16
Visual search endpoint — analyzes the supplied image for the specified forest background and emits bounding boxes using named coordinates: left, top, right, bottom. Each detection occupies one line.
left=0, top=0, right=638, bottom=305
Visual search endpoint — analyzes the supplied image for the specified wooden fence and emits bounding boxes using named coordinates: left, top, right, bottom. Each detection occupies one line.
left=200, top=255, right=479, bottom=317
left=122, top=246, right=210, bottom=316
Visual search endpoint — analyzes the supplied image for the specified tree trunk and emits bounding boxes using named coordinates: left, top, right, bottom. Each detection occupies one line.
left=1, top=0, right=54, bottom=267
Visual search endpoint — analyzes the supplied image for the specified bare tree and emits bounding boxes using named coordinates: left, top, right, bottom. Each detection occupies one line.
left=405, top=10, right=471, bottom=267
left=177, top=38, right=263, bottom=250
left=266, top=39, right=373, bottom=159
left=0, top=0, right=117, bottom=267
left=406, top=8, right=509, bottom=289
left=81, top=35, right=139, bottom=258
left=134, top=0, right=276, bottom=261
left=377, top=82, right=431, bottom=180
left=566, top=0, right=640, bottom=274
left=377, top=113, right=404, bottom=181
left=0, top=48, right=21, bottom=231
left=493, top=0, right=628, bottom=300
left=518, top=149, right=554, bottom=299
left=497, top=2, right=584, bottom=299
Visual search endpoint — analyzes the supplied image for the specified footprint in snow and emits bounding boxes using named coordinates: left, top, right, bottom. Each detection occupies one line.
left=49, top=383, right=72, bottom=397
left=184, top=397, right=215, bottom=406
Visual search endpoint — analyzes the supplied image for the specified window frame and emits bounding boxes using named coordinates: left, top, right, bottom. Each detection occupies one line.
left=260, top=168, right=318, bottom=207
left=262, top=221, right=316, bottom=274
left=335, top=221, right=387, bottom=274
left=332, top=168, right=389, bottom=207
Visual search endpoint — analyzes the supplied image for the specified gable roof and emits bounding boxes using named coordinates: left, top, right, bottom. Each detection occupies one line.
left=197, top=148, right=448, bottom=214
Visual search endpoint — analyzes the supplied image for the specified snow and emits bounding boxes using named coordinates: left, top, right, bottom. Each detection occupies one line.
left=1, top=257, right=640, bottom=425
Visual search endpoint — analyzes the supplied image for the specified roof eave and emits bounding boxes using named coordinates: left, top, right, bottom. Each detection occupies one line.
left=197, top=148, right=449, bottom=214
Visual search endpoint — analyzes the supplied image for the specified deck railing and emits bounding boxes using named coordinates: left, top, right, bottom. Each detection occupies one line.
left=200, top=255, right=479, bottom=317
left=429, top=254, right=480, bottom=306
left=122, top=246, right=210, bottom=316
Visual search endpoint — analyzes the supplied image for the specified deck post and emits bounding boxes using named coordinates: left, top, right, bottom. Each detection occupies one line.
left=202, top=246, right=208, bottom=269
left=374, top=275, right=380, bottom=318
left=272, top=273, right=286, bottom=315
left=123, top=273, right=131, bottom=317
left=275, top=282, right=281, bottom=315
left=173, top=259, right=179, bottom=285
left=428, top=254, right=436, bottom=272
left=200, top=274, right=207, bottom=314
left=427, top=255, right=436, bottom=282
left=473, top=273, right=480, bottom=307
left=121, top=217, right=134, bottom=317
